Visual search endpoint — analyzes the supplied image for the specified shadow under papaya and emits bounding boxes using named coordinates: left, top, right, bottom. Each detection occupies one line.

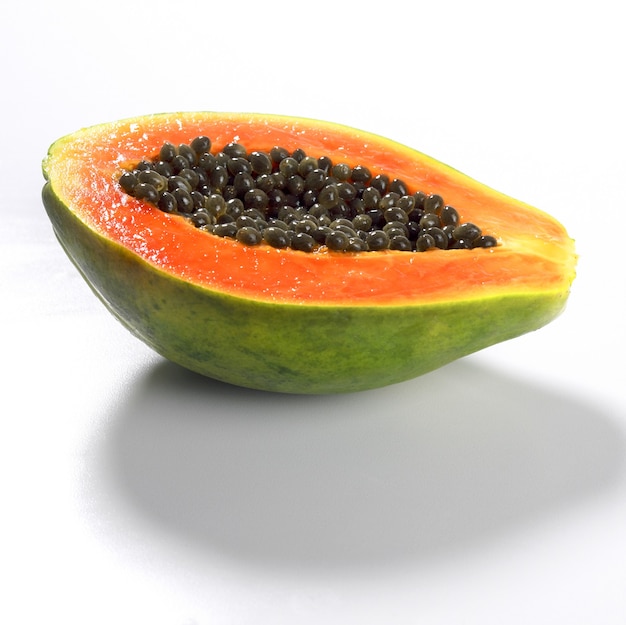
left=90, top=357, right=625, bottom=571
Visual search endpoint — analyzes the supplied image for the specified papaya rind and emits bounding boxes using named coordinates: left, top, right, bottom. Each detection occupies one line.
left=43, top=181, right=569, bottom=394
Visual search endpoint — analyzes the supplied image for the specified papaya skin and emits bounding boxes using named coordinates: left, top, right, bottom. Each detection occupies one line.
left=42, top=112, right=576, bottom=394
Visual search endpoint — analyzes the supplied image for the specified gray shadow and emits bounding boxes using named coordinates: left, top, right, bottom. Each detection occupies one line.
left=90, top=359, right=625, bottom=571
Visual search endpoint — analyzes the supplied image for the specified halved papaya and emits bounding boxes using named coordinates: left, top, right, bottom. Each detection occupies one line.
left=42, top=112, right=576, bottom=393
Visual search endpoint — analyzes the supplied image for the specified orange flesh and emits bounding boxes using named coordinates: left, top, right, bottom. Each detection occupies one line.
left=46, top=112, right=575, bottom=305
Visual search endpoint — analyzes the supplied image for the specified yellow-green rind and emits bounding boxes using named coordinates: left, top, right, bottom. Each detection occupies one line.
left=42, top=181, right=570, bottom=394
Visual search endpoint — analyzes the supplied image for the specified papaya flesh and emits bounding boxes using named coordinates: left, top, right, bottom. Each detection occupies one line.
left=42, top=112, right=576, bottom=394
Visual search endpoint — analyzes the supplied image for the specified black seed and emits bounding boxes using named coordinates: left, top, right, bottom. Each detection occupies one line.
left=290, top=232, right=316, bottom=252
left=135, top=160, right=152, bottom=172
left=337, top=181, right=357, bottom=202
left=452, top=222, right=481, bottom=242
left=334, top=224, right=358, bottom=237
left=442, top=225, right=456, bottom=241
left=293, top=219, right=317, bottom=235
left=331, top=163, right=351, bottom=181
left=277, top=206, right=297, bottom=222
left=205, top=193, right=227, bottom=216
left=227, top=157, right=252, bottom=176
left=268, top=218, right=289, bottom=230
left=298, top=156, right=318, bottom=177
left=351, top=165, right=371, bottom=183
left=249, top=151, right=273, bottom=175
left=351, top=197, right=365, bottom=214
left=213, top=222, right=238, bottom=238
left=330, top=218, right=353, bottom=229
left=168, top=175, right=192, bottom=193
left=330, top=202, right=352, bottom=219
left=255, top=173, right=275, bottom=193
left=171, top=154, right=190, bottom=173
left=304, top=169, right=327, bottom=192
left=367, top=208, right=385, bottom=228
left=318, top=155, right=332, bottom=172
left=267, top=188, right=287, bottom=211
left=217, top=213, right=235, bottom=225
left=346, top=236, right=368, bottom=252
left=413, top=191, right=427, bottom=210
left=362, top=187, right=381, bottom=209
left=235, top=215, right=259, bottom=230
left=406, top=220, right=421, bottom=240
left=440, top=205, right=460, bottom=227
left=190, top=190, right=206, bottom=209
left=384, top=206, right=408, bottom=224
left=191, top=209, right=211, bottom=227
left=236, top=226, right=263, bottom=246
left=302, top=189, right=318, bottom=207
left=153, top=160, right=174, bottom=177
left=159, top=142, right=177, bottom=162
left=173, top=187, right=194, bottom=213
left=318, top=184, right=340, bottom=209
left=419, top=213, right=441, bottom=229
left=406, top=207, right=423, bottom=223
left=291, top=148, right=307, bottom=162
left=352, top=213, right=372, bottom=231
left=423, top=193, right=444, bottom=214
left=308, top=204, right=330, bottom=221
left=270, top=146, right=290, bottom=163
left=198, top=152, right=217, bottom=172
left=243, top=207, right=266, bottom=222
left=225, top=198, right=245, bottom=219
left=244, top=188, right=269, bottom=210
left=222, top=185, right=237, bottom=201
left=388, top=178, right=408, bottom=196
left=158, top=191, right=177, bottom=213
left=215, top=152, right=229, bottom=167
left=473, top=235, right=498, bottom=248
left=286, top=174, right=305, bottom=196
left=389, top=235, right=412, bottom=251
left=233, top=172, right=255, bottom=197
left=134, top=182, right=159, bottom=204
left=279, top=157, right=299, bottom=177
left=178, top=144, right=197, bottom=166
left=263, top=226, right=291, bottom=248
left=371, top=174, right=389, bottom=194
left=312, top=225, right=332, bottom=243
left=383, top=225, right=408, bottom=240
left=325, top=230, right=349, bottom=251
left=137, top=170, right=166, bottom=192
left=416, top=233, right=436, bottom=252
left=177, top=168, right=199, bottom=189
left=452, top=238, right=474, bottom=249
left=366, top=229, right=390, bottom=251
left=423, top=227, right=448, bottom=249
left=190, top=136, right=211, bottom=154
left=119, top=171, right=138, bottom=194
left=379, top=192, right=400, bottom=210
left=222, top=142, right=247, bottom=158
left=271, top=171, right=287, bottom=189
left=397, top=195, right=416, bottom=212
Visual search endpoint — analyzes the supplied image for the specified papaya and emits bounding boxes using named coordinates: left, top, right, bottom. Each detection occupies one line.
left=41, top=112, right=576, bottom=394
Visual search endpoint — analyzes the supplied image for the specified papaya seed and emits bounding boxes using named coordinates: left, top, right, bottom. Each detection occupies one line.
left=118, top=136, right=498, bottom=254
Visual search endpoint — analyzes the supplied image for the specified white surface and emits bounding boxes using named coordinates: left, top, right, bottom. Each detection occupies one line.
left=2, top=1, right=625, bottom=623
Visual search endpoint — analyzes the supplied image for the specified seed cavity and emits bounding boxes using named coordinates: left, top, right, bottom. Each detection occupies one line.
left=119, top=136, right=498, bottom=253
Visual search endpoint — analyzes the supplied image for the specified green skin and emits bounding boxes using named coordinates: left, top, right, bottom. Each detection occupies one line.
left=42, top=183, right=567, bottom=394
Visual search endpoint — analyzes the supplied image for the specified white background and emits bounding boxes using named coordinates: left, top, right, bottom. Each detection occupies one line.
left=2, top=1, right=625, bottom=623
